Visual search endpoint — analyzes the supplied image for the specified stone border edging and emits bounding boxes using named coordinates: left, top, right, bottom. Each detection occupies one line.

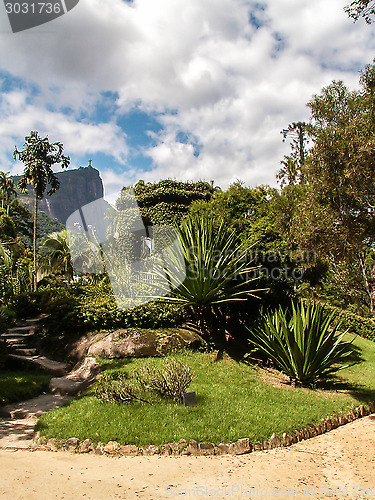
left=30, top=401, right=375, bottom=456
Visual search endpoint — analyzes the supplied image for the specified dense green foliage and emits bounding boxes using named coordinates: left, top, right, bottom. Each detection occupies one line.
left=157, top=212, right=263, bottom=346
left=7, top=280, right=188, bottom=352
left=249, top=302, right=356, bottom=386
left=127, top=179, right=214, bottom=226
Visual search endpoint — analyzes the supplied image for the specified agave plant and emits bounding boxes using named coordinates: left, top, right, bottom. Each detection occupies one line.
left=156, top=214, right=264, bottom=345
left=249, top=301, right=356, bottom=386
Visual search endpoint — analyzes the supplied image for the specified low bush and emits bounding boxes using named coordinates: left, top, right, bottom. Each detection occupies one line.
left=248, top=301, right=357, bottom=387
left=7, top=280, right=189, bottom=349
left=135, top=359, right=195, bottom=402
left=94, top=359, right=195, bottom=405
left=319, top=303, right=375, bottom=342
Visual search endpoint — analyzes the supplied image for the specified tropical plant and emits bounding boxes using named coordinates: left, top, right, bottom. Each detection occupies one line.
left=14, top=131, right=70, bottom=290
left=248, top=301, right=356, bottom=387
left=0, top=172, right=17, bottom=214
left=39, top=230, right=74, bottom=281
left=157, top=213, right=263, bottom=346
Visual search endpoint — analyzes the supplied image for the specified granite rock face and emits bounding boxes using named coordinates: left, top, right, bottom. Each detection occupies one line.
left=14, top=165, right=104, bottom=224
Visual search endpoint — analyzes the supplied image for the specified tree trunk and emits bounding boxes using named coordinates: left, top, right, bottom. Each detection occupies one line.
left=33, top=191, right=38, bottom=292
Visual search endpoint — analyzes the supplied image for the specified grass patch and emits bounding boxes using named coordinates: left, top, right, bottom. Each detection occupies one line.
left=36, top=335, right=375, bottom=447
left=0, top=370, right=51, bottom=406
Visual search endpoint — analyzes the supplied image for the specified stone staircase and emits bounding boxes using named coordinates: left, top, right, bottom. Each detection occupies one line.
left=1, top=315, right=68, bottom=376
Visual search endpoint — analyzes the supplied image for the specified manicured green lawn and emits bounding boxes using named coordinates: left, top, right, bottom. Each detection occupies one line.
left=36, top=335, right=375, bottom=447
left=0, top=370, right=51, bottom=406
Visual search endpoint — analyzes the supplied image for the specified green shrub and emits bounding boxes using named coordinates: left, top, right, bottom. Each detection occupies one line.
left=94, top=359, right=195, bottom=405
left=135, top=359, right=195, bottom=402
left=8, top=281, right=189, bottom=347
left=316, top=303, right=375, bottom=342
left=248, top=301, right=356, bottom=387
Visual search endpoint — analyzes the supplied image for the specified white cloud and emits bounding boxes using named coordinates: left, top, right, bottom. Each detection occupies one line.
left=0, top=0, right=373, bottom=189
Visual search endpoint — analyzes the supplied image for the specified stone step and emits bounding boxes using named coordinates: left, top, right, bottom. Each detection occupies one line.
left=8, top=344, right=28, bottom=350
left=8, top=355, right=69, bottom=376
left=24, top=315, right=49, bottom=325
left=1, top=332, right=35, bottom=339
left=3, top=337, right=30, bottom=345
left=7, top=326, right=38, bottom=334
left=13, top=348, right=38, bottom=356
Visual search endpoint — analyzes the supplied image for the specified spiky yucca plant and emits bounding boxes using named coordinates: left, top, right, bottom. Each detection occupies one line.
left=250, top=301, right=356, bottom=386
left=156, top=214, right=264, bottom=346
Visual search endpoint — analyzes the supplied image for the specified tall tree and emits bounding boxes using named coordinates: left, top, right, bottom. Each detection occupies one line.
left=345, top=0, right=375, bottom=23
left=291, top=64, right=375, bottom=313
left=277, top=121, right=310, bottom=187
left=14, top=131, right=70, bottom=290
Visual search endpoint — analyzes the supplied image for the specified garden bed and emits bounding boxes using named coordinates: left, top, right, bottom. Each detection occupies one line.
left=35, top=335, right=375, bottom=448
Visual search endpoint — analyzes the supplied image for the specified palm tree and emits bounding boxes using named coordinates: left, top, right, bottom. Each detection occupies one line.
left=14, top=131, right=70, bottom=290
left=39, top=230, right=74, bottom=281
left=0, top=172, right=17, bottom=214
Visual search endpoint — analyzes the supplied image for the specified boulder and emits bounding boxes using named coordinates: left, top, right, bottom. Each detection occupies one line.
left=87, top=330, right=157, bottom=358
left=69, top=328, right=203, bottom=361
left=49, top=357, right=101, bottom=396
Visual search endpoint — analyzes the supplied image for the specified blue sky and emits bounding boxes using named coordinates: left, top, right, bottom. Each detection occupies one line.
left=0, top=0, right=374, bottom=201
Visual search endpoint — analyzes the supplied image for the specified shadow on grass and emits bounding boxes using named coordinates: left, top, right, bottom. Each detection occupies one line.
left=96, top=358, right=133, bottom=371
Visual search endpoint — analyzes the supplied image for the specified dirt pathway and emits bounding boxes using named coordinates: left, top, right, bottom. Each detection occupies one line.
left=0, top=414, right=374, bottom=499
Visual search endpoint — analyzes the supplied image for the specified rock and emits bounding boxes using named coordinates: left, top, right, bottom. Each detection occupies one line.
left=186, top=440, right=199, bottom=456
left=104, top=441, right=120, bottom=454
left=253, top=442, right=263, bottom=452
left=269, top=433, right=281, bottom=448
left=65, top=438, right=79, bottom=452
left=215, top=443, right=229, bottom=455
left=119, top=445, right=139, bottom=456
left=32, top=431, right=40, bottom=445
left=8, top=354, right=68, bottom=376
left=167, top=442, right=180, bottom=455
left=88, top=330, right=157, bottom=358
left=69, top=328, right=203, bottom=361
left=331, top=416, right=339, bottom=429
left=79, top=439, right=93, bottom=453
left=198, top=442, right=215, bottom=456
left=338, top=415, right=347, bottom=426
left=156, top=330, right=202, bottom=355
left=94, top=443, right=104, bottom=455
left=160, top=444, right=172, bottom=456
left=142, top=445, right=159, bottom=456
left=49, top=357, right=101, bottom=396
left=282, top=433, right=292, bottom=447
left=228, top=438, right=251, bottom=455
left=46, top=438, right=57, bottom=451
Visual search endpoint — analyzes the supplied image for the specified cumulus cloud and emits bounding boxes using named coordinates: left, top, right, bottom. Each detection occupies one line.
left=0, top=0, right=373, bottom=191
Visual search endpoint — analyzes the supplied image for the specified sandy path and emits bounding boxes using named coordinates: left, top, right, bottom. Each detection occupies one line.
left=0, top=414, right=374, bottom=500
